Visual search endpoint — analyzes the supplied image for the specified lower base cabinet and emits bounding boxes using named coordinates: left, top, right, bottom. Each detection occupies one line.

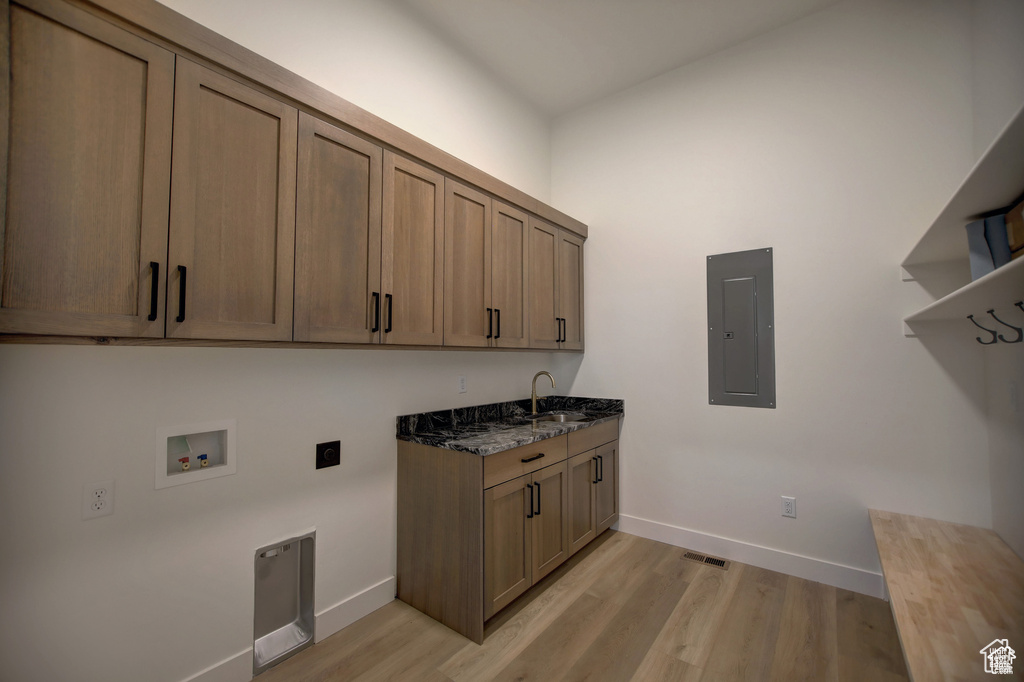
left=485, top=461, right=569, bottom=620
left=397, top=418, right=620, bottom=643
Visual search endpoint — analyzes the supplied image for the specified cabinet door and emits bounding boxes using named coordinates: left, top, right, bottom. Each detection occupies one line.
left=594, top=440, right=618, bottom=533
left=531, top=461, right=570, bottom=582
left=382, top=152, right=444, bottom=345
left=484, top=474, right=532, bottom=620
left=567, top=451, right=597, bottom=555
left=167, top=58, right=297, bottom=341
left=528, top=218, right=560, bottom=349
left=491, top=201, right=529, bottom=349
left=0, top=0, right=173, bottom=337
left=558, top=230, right=585, bottom=351
left=294, top=113, right=382, bottom=343
left=443, top=180, right=490, bottom=347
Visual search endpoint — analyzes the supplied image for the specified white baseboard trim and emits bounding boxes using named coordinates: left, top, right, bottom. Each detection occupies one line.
left=617, top=514, right=885, bottom=599
left=315, top=576, right=396, bottom=643
left=182, top=648, right=252, bottom=682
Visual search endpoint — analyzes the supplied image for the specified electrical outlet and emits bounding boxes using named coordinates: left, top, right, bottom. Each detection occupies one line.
left=82, top=480, right=115, bottom=520
left=457, top=375, right=467, bottom=394
left=316, top=440, right=341, bottom=470
left=781, top=495, right=796, bottom=518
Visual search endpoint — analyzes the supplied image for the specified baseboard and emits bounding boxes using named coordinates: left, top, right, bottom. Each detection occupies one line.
left=314, top=576, right=396, bottom=643
left=181, top=648, right=252, bottom=682
left=617, top=514, right=885, bottom=599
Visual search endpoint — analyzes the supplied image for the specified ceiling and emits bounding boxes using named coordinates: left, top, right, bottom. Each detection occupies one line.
left=399, top=0, right=840, bottom=117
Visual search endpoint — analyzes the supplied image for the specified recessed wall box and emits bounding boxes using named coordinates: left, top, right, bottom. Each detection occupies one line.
left=155, top=419, right=236, bottom=489
left=707, top=248, right=776, bottom=408
left=254, top=532, right=315, bottom=675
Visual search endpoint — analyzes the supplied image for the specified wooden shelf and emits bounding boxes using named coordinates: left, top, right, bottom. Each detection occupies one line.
left=905, top=256, right=1024, bottom=324
left=904, top=103, right=1024, bottom=268
left=870, top=510, right=1024, bottom=682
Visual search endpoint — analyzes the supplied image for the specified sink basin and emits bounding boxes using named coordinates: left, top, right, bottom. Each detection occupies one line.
left=526, top=413, right=590, bottom=423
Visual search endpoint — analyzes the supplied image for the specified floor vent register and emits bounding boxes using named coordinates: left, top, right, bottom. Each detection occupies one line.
left=683, top=550, right=731, bottom=570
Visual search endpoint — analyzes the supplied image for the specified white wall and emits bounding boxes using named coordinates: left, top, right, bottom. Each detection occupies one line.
left=972, top=0, right=1024, bottom=157
left=554, top=0, right=992, bottom=583
left=0, top=2, right=563, bottom=681
left=157, top=0, right=552, bottom=202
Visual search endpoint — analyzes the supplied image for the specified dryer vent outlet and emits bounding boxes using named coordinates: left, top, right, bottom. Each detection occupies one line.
left=316, top=441, right=341, bottom=470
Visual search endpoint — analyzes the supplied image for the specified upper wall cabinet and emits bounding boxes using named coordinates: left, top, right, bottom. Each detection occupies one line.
left=167, top=59, right=297, bottom=342
left=0, top=0, right=174, bottom=337
left=529, top=218, right=584, bottom=350
left=382, top=151, right=445, bottom=346
left=443, top=180, right=530, bottom=348
left=294, top=113, right=383, bottom=344
left=0, top=0, right=587, bottom=350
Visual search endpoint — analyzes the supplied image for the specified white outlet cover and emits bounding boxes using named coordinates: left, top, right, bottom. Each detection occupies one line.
left=781, top=495, right=796, bottom=518
left=82, top=479, right=115, bottom=520
left=457, top=375, right=467, bottom=393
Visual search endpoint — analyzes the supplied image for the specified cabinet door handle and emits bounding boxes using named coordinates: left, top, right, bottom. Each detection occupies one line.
left=495, top=309, right=501, bottom=339
left=558, top=317, right=566, bottom=343
left=176, top=265, right=187, bottom=323
left=533, top=481, right=541, bottom=516
left=597, top=454, right=604, bottom=482
left=526, top=483, right=534, bottom=519
left=521, top=453, right=545, bottom=463
left=371, top=292, right=380, bottom=333
left=486, top=308, right=493, bottom=339
left=384, top=294, right=393, bottom=333
left=592, top=456, right=599, bottom=484
left=148, top=262, right=159, bottom=321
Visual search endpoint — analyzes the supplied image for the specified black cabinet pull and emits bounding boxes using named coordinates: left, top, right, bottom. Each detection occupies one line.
left=521, top=453, right=545, bottom=463
left=495, top=309, right=501, bottom=339
left=533, top=481, right=541, bottom=516
left=592, top=456, right=599, bottom=484
left=597, top=454, right=604, bottom=482
left=526, top=484, right=534, bottom=519
left=176, top=265, right=187, bottom=323
left=384, top=294, right=393, bottom=333
left=148, top=262, right=159, bottom=321
left=486, top=308, right=493, bottom=339
left=371, top=292, right=380, bottom=333
left=557, top=317, right=565, bottom=343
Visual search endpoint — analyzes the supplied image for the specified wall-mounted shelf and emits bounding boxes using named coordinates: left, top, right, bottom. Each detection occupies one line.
left=906, top=257, right=1023, bottom=323
left=903, top=103, right=1024, bottom=331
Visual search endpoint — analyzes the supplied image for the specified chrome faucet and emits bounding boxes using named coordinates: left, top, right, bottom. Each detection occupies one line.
left=531, top=371, right=555, bottom=415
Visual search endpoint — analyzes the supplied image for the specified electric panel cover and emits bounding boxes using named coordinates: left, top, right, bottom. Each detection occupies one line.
left=707, top=248, right=775, bottom=408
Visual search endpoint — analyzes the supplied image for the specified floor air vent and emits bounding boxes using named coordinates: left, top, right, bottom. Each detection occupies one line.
left=683, top=550, right=730, bottom=570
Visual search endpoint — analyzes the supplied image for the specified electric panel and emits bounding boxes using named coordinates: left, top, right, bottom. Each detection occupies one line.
left=707, top=248, right=775, bottom=408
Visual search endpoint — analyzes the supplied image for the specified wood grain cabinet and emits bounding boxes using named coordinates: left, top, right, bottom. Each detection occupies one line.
left=0, top=0, right=174, bottom=337
left=484, top=460, right=569, bottom=620
left=529, top=218, right=584, bottom=350
left=294, top=113, right=383, bottom=343
left=382, top=152, right=444, bottom=345
left=167, top=58, right=297, bottom=341
left=444, top=180, right=530, bottom=348
left=568, top=439, right=619, bottom=555
left=397, top=417, right=618, bottom=643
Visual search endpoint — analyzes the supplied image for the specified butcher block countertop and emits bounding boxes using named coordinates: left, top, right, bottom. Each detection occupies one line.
left=869, top=509, right=1024, bottom=681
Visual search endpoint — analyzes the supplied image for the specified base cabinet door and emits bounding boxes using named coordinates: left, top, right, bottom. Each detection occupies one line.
left=0, top=0, right=174, bottom=337
left=531, top=461, right=570, bottom=582
left=167, top=58, right=297, bottom=341
left=567, top=451, right=597, bottom=555
left=594, top=440, right=618, bottom=532
left=484, top=474, right=533, bottom=620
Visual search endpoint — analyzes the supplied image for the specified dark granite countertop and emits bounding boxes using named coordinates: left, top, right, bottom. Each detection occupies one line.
left=396, top=396, right=624, bottom=456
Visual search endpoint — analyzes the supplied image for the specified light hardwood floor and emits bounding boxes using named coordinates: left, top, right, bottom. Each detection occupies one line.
left=260, top=531, right=908, bottom=681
